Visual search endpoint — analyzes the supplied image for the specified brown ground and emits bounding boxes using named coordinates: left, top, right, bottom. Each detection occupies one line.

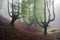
left=0, top=21, right=60, bottom=40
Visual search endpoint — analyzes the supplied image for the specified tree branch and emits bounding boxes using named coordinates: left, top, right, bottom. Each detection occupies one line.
left=8, top=0, right=12, bottom=17
left=12, top=0, right=14, bottom=16
left=44, top=0, right=46, bottom=23
left=17, top=0, right=20, bottom=17
left=47, top=0, right=55, bottom=24
left=50, top=0, right=55, bottom=21
left=47, top=1, right=51, bottom=24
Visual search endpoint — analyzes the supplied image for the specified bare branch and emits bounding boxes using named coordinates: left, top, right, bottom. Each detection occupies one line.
left=28, top=2, right=31, bottom=23
left=50, top=0, right=55, bottom=21
left=44, top=0, right=46, bottom=23
left=8, top=0, right=12, bottom=17
left=17, top=0, right=20, bottom=16
left=47, top=0, right=55, bottom=24
left=12, top=0, right=14, bottom=16
left=46, top=1, right=51, bottom=24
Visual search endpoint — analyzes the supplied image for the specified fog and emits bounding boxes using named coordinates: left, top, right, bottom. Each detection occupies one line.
left=49, top=0, right=60, bottom=28
left=0, top=0, right=60, bottom=28
left=0, top=0, right=11, bottom=20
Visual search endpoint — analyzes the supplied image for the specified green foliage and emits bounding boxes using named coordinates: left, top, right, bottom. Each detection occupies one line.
left=34, top=0, right=44, bottom=22
left=21, top=0, right=34, bottom=23
left=9, top=0, right=45, bottom=24
left=20, top=0, right=44, bottom=24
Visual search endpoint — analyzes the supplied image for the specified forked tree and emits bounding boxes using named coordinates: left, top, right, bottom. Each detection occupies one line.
left=8, top=0, right=20, bottom=25
left=34, top=0, right=55, bottom=35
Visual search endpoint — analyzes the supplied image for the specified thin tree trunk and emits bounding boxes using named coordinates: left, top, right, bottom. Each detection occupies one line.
left=11, top=18, right=15, bottom=25
left=44, top=25, right=47, bottom=35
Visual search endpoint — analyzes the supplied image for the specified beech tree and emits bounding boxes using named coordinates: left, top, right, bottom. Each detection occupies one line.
left=8, top=0, right=20, bottom=25
left=34, top=0, right=55, bottom=35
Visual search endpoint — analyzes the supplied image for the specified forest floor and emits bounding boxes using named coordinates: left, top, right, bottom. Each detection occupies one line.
left=0, top=23, right=60, bottom=40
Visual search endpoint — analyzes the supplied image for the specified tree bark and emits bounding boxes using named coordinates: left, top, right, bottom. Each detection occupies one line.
left=44, top=25, right=47, bottom=35
left=10, top=18, right=16, bottom=25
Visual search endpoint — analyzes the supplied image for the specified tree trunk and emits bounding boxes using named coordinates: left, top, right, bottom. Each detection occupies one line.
left=44, top=26, right=47, bottom=35
left=11, top=18, right=15, bottom=25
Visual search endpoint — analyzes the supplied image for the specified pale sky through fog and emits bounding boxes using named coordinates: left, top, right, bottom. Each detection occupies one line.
left=0, top=0, right=60, bottom=28
left=49, top=0, right=60, bottom=28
